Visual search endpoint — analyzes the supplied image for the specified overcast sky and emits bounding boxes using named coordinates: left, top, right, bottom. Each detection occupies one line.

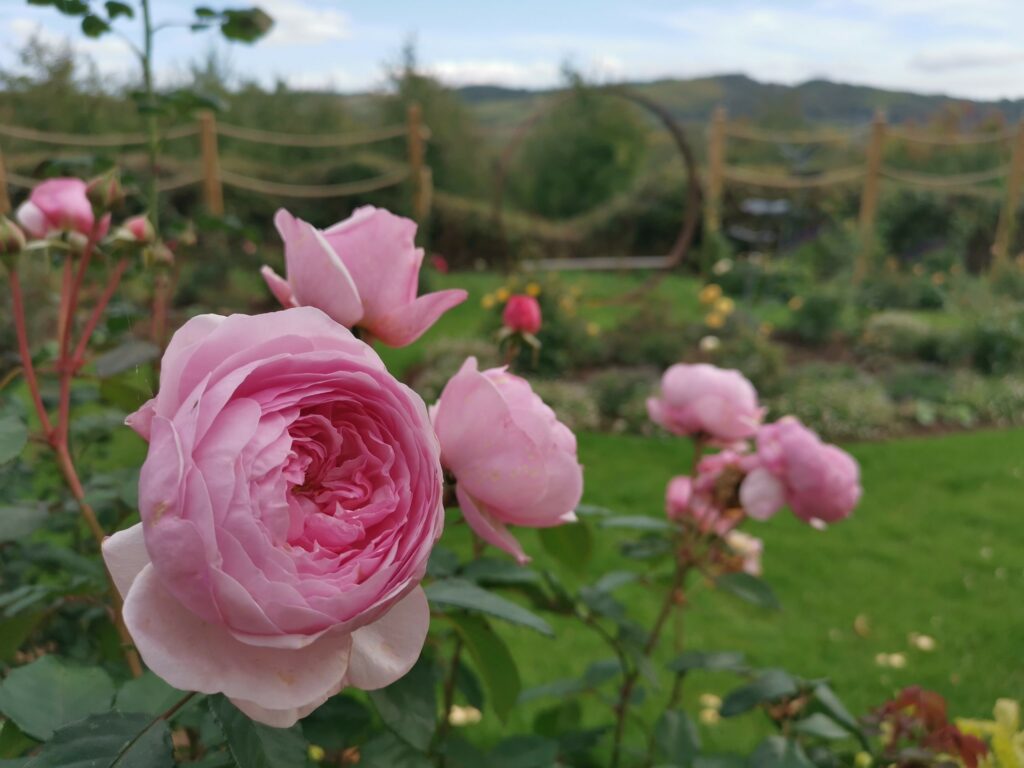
left=3, top=0, right=1024, bottom=100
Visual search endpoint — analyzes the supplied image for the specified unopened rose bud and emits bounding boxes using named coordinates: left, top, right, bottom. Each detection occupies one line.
left=0, top=216, right=26, bottom=261
left=86, top=170, right=124, bottom=211
left=117, top=215, right=156, bottom=244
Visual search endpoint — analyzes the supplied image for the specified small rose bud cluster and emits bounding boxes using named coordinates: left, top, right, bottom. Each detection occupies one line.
left=13, top=175, right=164, bottom=266
left=651, top=363, right=862, bottom=575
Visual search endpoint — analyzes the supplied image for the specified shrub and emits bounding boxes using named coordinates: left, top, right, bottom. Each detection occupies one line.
left=785, top=289, right=851, bottom=345
left=586, top=367, right=659, bottom=432
left=968, top=308, right=1024, bottom=375
left=858, top=311, right=937, bottom=360
left=408, top=337, right=501, bottom=403
left=769, top=365, right=897, bottom=441
left=527, top=378, right=601, bottom=432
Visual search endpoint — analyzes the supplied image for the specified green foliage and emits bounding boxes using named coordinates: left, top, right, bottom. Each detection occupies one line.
left=0, top=656, right=115, bottom=740
left=368, top=658, right=437, bottom=751
left=24, top=711, right=173, bottom=768
left=426, top=579, right=554, bottom=636
left=448, top=614, right=522, bottom=722
left=0, top=413, right=28, bottom=465
left=509, top=85, right=647, bottom=219
left=209, top=696, right=307, bottom=768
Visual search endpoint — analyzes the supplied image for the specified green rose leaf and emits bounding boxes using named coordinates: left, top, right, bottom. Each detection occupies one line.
left=0, top=413, right=28, bottom=465
left=448, top=613, right=521, bottom=722
left=368, top=657, right=437, bottom=751
left=208, top=695, right=306, bottom=768
left=538, top=519, right=592, bottom=575
left=25, top=712, right=172, bottom=768
left=0, top=505, right=48, bottom=543
left=654, top=710, right=700, bottom=766
left=715, top=572, right=781, bottom=611
left=0, top=656, right=115, bottom=740
left=426, top=579, right=553, bottom=636
left=720, top=669, right=799, bottom=718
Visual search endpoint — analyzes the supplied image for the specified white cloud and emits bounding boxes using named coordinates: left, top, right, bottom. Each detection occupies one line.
left=8, top=17, right=137, bottom=82
left=910, top=43, right=1024, bottom=72
left=428, top=59, right=561, bottom=88
left=259, top=0, right=350, bottom=47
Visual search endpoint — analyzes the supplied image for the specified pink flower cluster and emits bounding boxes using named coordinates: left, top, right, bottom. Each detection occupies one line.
left=652, top=363, right=862, bottom=536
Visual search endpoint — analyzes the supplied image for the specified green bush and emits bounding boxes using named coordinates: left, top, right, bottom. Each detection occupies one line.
left=769, top=365, right=897, bottom=441
left=785, top=290, right=851, bottom=345
left=858, top=311, right=937, bottom=360
left=858, top=269, right=946, bottom=311
left=527, top=379, right=601, bottom=432
left=968, top=308, right=1024, bottom=375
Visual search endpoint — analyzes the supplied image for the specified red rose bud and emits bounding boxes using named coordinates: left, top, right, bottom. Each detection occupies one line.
left=0, top=216, right=26, bottom=258
left=502, top=294, right=542, bottom=334
left=430, top=254, right=449, bottom=274
left=86, top=170, right=124, bottom=211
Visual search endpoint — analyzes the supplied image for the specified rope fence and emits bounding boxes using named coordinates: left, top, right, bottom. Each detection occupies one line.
left=0, top=103, right=431, bottom=222
left=704, top=106, right=1024, bottom=276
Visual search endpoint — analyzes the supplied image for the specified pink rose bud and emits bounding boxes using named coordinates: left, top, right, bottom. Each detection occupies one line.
left=103, top=307, right=444, bottom=727
left=86, top=170, right=124, bottom=211
left=0, top=216, right=26, bottom=257
left=647, top=363, right=764, bottom=443
left=665, top=476, right=692, bottom=520
left=263, top=207, right=467, bottom=347
left=430, top=254, right=449, bottom=274
left=502, top=294, right=542, bottom=335
left=743, top=417, right=861, bottom=526
left=121, top=214, right=156, bottom=244
left=16, top=178, right=110, bottom=242
left=431, top=357, right=583, bottom=564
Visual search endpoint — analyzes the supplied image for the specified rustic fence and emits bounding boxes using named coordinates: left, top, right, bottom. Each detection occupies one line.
left=703, top=106, right=1024, bottom=277
left=0, top=103, right=431, bottom=223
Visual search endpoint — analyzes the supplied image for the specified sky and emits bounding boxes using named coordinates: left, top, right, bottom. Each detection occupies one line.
left=2, top=0, right=1024, bottom=100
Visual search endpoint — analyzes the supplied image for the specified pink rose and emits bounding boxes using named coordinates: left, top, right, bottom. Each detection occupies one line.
left=16, top=178, right=109, bottom=242
left=647, top=363, right=763, bottom=443
left=665, top=476, right=692, bottom=520
left=431, top=357, right=583, bottom=564
left=502, top=295, right=542, bottom=334
left=102, top=307, right=443, bottom=727
left=743, top=417, right=861, bottom=526
left=262, top=207, right=466, bottom=347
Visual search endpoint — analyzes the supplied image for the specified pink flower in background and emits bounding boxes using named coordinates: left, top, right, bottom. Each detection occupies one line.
left=743, top=416, right=861, bottom=526
left=16, top=178, right=109, bottom=242
left=431, top=357, right=583, bottom=564
left=647, top=363, right=763, bottom=443
left=103, top=307, right=444, bottom=727
left=502, top=294, right=542, bottom=335
left=665, top=476, right=692, bottom=520
left=262, top=207, right=466, bottom=347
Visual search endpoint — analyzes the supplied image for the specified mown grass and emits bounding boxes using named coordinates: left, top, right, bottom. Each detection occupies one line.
left=443, top=427, right=1024, bottom=752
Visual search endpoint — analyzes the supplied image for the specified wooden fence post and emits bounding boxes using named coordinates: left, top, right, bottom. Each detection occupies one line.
left=406, top=103, right=429, bottom=224
left=198, top=110, right=224, bottom=216
left=855, top=109, right=886, bottom=282
left=704, top=105, right=727, bottom=236
left=0, top=146, right=10, bottom=215
left=991, top=119, right=1024, bottom=273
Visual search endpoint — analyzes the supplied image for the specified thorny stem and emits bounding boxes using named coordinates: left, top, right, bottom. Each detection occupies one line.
left=10, top=254, right=142, bottom=677
left=71, top=258, right=130, bottom=368
left=8, top=269, right=54, bottom=436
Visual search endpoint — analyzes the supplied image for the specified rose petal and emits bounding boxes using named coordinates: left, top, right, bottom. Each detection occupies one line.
left=369, top=289, right=468, bottom=347
left=260, top=265, right=297, bottom=309
left=456, top=485, right=529, bottom=565
left=101, top=523, right=150, bottom=598
left=739, top=467, right=786, bottom=521
left=123, top=565, right=351, bottom=710
left=346, top=586, right=429, bottom=690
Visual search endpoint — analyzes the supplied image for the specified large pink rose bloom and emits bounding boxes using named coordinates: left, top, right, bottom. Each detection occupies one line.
left=16, top=178, right=109, bottom=241
left=647, top=363, right=763, bottom=443
left=102, top=307, right=443, bottom=727
left=262, top=207, right=466, bottom=347
left=431, top=357, right=583, bottom=565
left=741, top=417, right=861, bottom=526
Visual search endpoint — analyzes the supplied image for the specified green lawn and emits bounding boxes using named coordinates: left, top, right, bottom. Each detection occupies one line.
left=443, top=427, right=1024, bottom=752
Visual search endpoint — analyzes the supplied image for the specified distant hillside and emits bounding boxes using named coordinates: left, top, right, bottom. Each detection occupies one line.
left=456, top=73, right=1024, bottom=131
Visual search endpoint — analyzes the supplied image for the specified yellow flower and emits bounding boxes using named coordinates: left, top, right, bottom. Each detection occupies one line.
left=481, top=294, right=496, bottom=309
left=854, top=751, right=873, bottom=768
left=759, top=322, right=774, bottom=337
left=705, top=312, right=725, bottom=329
left=585, top=322, right=600, bottom=337
left=788, top=296, right=804, bottom=311
left=699, top=693, right=722, bottom=710
left=448, top=705, right=483, bottom=727
left=931, top=272, right=946, bottom=286
left=308, top=745, right=326, bottom=762
left=959, top=699, right=1024, bottom=768
left=526, top=282, right=542, bottom=297
left=560, top=296, right=577, bottom=316
left=714, top=296, right=735, bottom=315
left=885, top=257, right=900, bottom=272
left=496, top=287, right=510, bottom=302
left=699, top=283, right=723, bottom=305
